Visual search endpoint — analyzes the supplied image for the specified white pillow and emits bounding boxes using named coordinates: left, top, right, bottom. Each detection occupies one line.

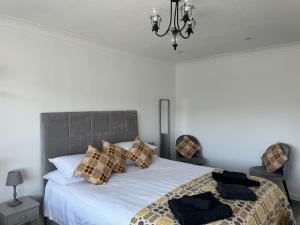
left=115, top=141, right=158, bottom=151
left=48, top=154, right=84, bottom=179
left=43, top=170, right=85, bottom=185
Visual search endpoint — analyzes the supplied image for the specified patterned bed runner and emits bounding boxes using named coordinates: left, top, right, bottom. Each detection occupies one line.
left=130, top=170, right=296, bottom=225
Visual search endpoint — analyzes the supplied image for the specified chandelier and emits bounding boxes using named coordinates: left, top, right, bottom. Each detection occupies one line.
left=150, top=0, right=196, bottom=50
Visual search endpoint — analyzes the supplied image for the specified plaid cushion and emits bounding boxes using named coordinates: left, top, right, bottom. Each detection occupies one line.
left=102, top=140, right=127, bottom=173
left=176, top=136, right=200, bottom=158
left=128, top=137, right=154, bottom=168
left=74, top=145, right=117, bottom=185
left=262, top=143, right=288, bottom=172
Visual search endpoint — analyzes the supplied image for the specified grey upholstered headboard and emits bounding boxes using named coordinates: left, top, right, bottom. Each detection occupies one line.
left=41, top=111, right=138, bottom=176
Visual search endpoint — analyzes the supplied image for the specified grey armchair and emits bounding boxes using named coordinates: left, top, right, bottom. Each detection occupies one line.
left=249, top=143, right=292, bottom=205
left=176, top=135, right=204, bottom=165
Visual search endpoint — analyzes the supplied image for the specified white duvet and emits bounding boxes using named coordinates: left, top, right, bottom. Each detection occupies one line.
left=44, top=157, right=214, bottom=225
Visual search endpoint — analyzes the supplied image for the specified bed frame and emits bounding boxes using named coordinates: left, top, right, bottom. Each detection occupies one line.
left=41, top=111, right=138, bottom=225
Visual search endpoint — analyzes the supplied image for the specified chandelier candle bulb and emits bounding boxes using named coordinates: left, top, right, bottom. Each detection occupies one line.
left=152, top=8, right=158, bottom=20
left=150, top=8, right=161, bottom=32
left=185, top=1, right=192, bottom=13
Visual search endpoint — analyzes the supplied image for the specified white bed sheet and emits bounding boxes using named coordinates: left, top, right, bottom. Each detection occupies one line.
left=44, top=157, right=214, bottom=225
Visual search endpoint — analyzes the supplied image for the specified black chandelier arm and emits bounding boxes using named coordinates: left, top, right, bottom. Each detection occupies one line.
left=178, top=26, right=190, bottom=39
left=179, top=21, right=187, bottom=32
left=173, top=1, right=177, bottom=28
left=175, top=2, right=187, bottom=32
left=154, top=1, right=173, bottom=37
left=178, top=29, right=190, bottom=39
left=176, top=2, right=190, bottom=39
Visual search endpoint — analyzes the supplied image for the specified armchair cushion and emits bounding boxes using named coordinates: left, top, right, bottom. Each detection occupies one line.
left=261, top=143, right=288, bottom=172
left=176, top=136, right=201, bottom=159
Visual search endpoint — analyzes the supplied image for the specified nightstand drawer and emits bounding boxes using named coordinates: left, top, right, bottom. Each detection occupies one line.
left=7, top=208, right=38, bottom=225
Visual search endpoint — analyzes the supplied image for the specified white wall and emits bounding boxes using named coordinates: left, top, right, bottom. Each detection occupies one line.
left=0, top=17, right=175, bottom=202
left=175, top=44, right=300, bottom=200
left=1, top=14, right=300, bottom=206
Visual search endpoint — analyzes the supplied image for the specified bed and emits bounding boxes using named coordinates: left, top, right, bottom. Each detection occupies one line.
left=41, top=111, right=295, bottom=225
left=44, top=156, right=214, bottom=225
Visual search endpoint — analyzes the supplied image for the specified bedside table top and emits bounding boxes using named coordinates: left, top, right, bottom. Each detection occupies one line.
left=0, top=197, right=39, bottom=216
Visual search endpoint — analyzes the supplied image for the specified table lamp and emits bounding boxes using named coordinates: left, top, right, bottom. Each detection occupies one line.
left=6, top=170, right=24, bottom=207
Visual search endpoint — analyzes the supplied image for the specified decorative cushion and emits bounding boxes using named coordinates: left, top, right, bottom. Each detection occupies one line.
left=102, top=140, right=127, bottom=173
left=261, top=143, right=288, bottom=172
left=74, top=145, right=117, bottom=185
left=176, top=136, right=200, bottom=158
left=128, top=137, right=154, bottom=168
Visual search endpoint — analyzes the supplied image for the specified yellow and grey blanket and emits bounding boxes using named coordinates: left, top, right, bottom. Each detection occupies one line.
left=130, top=170, right=296, bottom=225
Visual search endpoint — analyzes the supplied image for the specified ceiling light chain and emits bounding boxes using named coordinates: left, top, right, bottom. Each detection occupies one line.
left=150, top=0, right=196, bottom=50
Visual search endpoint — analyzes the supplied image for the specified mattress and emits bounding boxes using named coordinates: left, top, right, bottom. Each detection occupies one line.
left=44, top=156, right=214, bottom=225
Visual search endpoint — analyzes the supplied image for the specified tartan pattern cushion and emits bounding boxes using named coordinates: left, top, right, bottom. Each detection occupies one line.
left=102, top=140, right=127, bottom=173
left=261, top=143, right=288, bottom=172
left=176, top=136, right=200, bottom=158
left=128, top=137, right=154, bottom=168
left=74, top=145, right=117, bottom=185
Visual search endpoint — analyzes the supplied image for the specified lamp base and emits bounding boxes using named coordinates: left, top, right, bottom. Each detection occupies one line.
left=7, top=199, right=22, bottom=207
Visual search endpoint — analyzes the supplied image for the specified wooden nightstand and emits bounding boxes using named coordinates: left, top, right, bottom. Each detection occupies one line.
left=0, top=197, right=39, bottom=225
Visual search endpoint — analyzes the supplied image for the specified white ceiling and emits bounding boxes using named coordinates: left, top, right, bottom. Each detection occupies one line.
left=0, top=0, right=300, bottom=61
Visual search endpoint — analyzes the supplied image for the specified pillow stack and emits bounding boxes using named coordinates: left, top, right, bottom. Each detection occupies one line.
left=44, top=170, right=84, bottom=185
left=46, top=137, right=157, bottom=186
left=46, top=154, right=85, bottom=185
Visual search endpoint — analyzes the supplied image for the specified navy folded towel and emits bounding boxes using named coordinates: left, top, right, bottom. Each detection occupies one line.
left=168, top=192, right=233, bottom=225
left=212, top=171, right=260, bottom=187
left=180, top=196, right=212, bottom=210
left=217, top=182, right=257, bottom=201
left=222, top=170, right=247, bottom=180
